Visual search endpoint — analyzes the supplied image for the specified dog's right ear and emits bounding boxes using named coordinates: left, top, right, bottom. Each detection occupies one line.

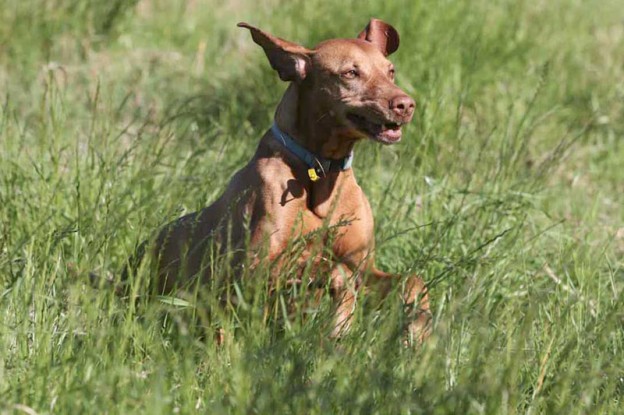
left=357, top=19, right=400, bottom=56
left=238, top=23, right=312, bottom=83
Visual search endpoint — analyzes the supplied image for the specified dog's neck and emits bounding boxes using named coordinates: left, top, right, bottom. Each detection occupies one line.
left=275, top=84, right=358, bottom=160
left=273, top=84, right=357, bottom=217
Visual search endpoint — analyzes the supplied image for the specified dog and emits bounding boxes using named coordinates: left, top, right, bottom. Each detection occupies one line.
left=124, top=19, right=431, bottom=343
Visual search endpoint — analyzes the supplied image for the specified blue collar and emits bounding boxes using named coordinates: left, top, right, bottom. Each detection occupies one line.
left=271, top=123, right=353, bottom=181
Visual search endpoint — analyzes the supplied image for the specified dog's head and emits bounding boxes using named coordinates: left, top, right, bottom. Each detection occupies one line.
left=238, top=20, right=415, bottom=145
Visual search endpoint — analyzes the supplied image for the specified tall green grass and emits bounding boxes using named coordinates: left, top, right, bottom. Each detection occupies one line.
left=1, top=0, right=623, bottom=413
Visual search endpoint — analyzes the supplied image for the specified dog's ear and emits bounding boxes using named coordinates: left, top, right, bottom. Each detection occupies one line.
left=357, top=19, right=399, bottom=56
left=238, top=22, right=312, bottom=82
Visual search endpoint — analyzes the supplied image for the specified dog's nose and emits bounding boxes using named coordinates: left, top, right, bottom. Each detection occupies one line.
left=390, top=95, right=415, bottom=118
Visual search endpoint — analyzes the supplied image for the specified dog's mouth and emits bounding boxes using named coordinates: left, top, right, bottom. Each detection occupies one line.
left=345, top=113, right=404, bottom=144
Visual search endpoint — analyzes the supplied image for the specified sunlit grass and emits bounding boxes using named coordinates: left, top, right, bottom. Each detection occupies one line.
left=1, top=0, right=623, bottom=413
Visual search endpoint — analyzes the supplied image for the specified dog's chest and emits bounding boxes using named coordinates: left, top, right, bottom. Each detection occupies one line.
left=293, top=188, right=373, bottom=263
left=259, top=157, right=374, bottom=261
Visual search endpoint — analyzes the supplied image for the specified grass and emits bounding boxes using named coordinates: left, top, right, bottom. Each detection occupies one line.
left=1, top=0, right=623, bottom=413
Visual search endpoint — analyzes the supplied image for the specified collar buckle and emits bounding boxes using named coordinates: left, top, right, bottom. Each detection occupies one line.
left=307, top=168, right=320, bottom=182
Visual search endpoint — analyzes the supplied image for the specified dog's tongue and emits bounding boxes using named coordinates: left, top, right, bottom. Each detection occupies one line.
left=378, top=124, right=402, bottom=142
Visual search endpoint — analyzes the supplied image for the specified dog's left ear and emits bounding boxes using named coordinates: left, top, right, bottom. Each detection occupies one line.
left=238, top=22, right=312, bottom=83
left=357, top=19, right=399, bottom=56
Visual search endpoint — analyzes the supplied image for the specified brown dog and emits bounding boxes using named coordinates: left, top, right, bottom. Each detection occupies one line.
left=131, top=19, right=430, bottom=342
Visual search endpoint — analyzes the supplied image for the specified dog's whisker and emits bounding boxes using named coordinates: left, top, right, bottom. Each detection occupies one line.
left=316, top=111, right=331, bottom=124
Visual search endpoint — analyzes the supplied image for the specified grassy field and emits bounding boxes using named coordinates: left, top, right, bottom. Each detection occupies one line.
left=1, top=0, right=623, bottom=413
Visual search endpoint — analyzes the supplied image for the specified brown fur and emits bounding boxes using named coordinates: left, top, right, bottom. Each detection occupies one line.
left=137, top=20, right=430, bottom=342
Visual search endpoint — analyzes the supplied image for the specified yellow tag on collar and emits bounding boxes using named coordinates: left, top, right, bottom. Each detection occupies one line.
left=308, top=168, right=320, bottom=182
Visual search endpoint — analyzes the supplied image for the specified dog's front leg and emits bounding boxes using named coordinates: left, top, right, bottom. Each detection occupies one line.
left=266, top=253, right=357, bottom=339
left=364, top=269, right=431, bottom=344
left=328, top=263, right=356, bottom=338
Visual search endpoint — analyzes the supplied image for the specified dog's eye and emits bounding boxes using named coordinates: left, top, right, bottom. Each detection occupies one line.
left=342, top=69, right=359, bottom=79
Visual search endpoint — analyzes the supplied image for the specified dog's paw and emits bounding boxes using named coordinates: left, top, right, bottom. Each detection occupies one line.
left=403, top=309, right=432, bottom=347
